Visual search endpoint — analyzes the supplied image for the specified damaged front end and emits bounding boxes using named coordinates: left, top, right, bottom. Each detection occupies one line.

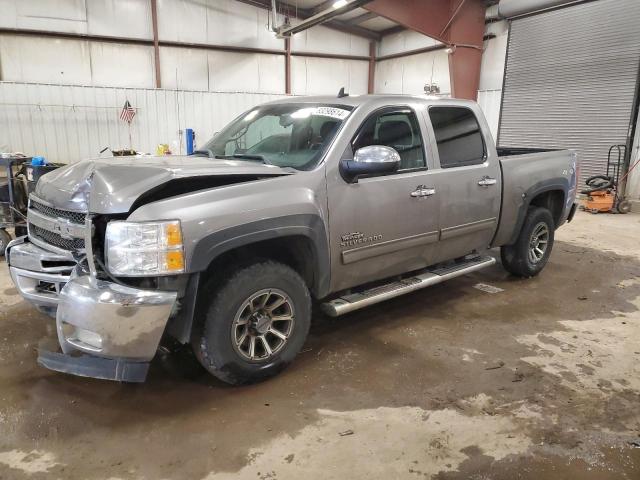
left=41, top=265, right=177, bottom=383
left=8, top=205, right=180, bottom=382
left=7, top=156, right=293, bottom=382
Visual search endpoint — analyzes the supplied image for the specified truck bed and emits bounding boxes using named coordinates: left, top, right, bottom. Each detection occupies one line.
left=492, top=148, right=578, bottom=247
left=497, top=147, right=560, bottom=157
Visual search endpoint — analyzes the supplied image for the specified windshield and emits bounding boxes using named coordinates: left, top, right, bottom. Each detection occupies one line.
left=197, top=103, right=353, bottom=170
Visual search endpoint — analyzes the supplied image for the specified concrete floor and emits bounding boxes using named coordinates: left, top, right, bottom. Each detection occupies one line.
left=1, top=211, right=640, bottom=479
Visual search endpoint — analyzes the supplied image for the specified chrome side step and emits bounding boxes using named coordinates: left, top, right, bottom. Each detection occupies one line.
left=321, top=255, right=496, bottom=317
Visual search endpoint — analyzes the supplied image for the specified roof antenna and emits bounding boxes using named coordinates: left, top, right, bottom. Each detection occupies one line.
left=337, top=87, right=349, bottom=98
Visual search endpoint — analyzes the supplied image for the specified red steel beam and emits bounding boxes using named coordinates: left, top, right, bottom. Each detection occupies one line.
left=364, top=0, right=451, bottom=43
left=364, top=0, right=486, bottom=100
left=447, top=0, right=485, bottom=100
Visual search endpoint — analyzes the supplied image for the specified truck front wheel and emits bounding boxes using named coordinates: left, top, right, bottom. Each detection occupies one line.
left=500, top=206, right=555, bottom=278
left=193, top=261, right=311, bottom=385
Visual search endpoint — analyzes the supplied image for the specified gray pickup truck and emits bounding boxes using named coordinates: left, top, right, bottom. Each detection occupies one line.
left=6, top=95, right=578, bottom=384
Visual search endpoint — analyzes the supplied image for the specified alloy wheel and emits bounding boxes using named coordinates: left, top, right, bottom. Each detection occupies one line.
left=528, top=222, right=549, bottom=264
left=231, top=288, right=295, bottom=362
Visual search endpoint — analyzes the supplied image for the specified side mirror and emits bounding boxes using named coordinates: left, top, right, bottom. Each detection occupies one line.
left=340, top=145, right=401, bottom=183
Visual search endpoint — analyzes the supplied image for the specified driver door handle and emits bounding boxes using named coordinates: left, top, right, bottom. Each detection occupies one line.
left=478, top=176, right=497, bottom=187
left=410, top=187, right=436, bottom=198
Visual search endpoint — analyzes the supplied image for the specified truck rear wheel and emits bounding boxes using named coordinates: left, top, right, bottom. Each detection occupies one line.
left=193, top=261, right=311, bottom=385
left=500, top=206, right=555, bottom=278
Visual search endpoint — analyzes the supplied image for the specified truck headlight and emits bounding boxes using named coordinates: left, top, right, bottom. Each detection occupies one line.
left=105, top=220, right=185, bottom=276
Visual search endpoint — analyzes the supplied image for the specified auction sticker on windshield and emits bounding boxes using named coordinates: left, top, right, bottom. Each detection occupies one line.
left=315, top=107, right=350, bottom=119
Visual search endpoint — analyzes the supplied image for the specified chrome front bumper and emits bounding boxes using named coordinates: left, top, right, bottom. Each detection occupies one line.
left=7, top=237, right=178, bottom=382
left=56, top=274, right=177, bottom=361
left=7, top=237, right=74, bottom=316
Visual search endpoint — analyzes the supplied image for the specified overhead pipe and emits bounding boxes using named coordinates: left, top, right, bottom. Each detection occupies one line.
left=276, top=0, right=373, bottom=38
left=498, top=0, right=582, bottom=18
left=270, top=0, right=280, bottom=31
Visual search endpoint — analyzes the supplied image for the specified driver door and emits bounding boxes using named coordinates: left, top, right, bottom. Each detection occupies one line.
left=326, top=106, right=441, bottom=292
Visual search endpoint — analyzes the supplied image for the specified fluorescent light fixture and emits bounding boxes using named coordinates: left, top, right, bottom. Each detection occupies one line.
left=333, top=0, right=348, bottom=8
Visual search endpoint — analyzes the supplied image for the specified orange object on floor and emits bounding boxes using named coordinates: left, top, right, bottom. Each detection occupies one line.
left=581, top=190, right=615, bottom=213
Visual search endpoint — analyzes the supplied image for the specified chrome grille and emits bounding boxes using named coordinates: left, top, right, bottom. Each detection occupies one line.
left=30, top=225, right=85, bottom=251
left=30, top=199, right=85, bottom=225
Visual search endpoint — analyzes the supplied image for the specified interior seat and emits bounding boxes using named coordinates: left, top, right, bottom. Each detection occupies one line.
left=376, top=120, right=420, bottom=169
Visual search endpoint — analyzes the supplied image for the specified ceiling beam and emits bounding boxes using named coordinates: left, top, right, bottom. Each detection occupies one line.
left=347, top=11, right=379, bottom=25
left=379, top=25, right=405, bottom=36
left=311, top=0, right=339, bottom=14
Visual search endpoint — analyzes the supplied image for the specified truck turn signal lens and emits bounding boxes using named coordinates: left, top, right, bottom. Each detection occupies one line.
left=165, top=250, right=184, bottom=271
left=165, top=223, right=182, bottom=247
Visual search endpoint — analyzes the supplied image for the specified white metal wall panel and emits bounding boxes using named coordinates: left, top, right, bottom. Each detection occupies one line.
left=208, top=51, right=284, bottom=94
left=478, top=22, right=508, bottom=91
left=378, top=30, right=441, bottom=57
left=205, top=0, right=283, bottom=51
left=291, top=24, right=369, bottom=57
left=86, top=0, right=152, bottom=39
left=0, top=35, right=93, bottom=85
left=159, top=47, right=210, bottom=91
left=89, top=43, right=156, bottom=88
left=0, top=0, right=152, bottom=38
left=498, top=0, right=640, bottom=182
left=375, top=50, right=451, bottom=96
left=0, top=82, right=287, bottom=163
left=17, top=0, right=87, bottom=32
left=477, top=89, right=502, bottom=142
left=156, top=0, right=208, bottom=44
left=0, top=0, right=87, bottom=33
left=624, top=112, right=640, bottom=199
left=291, top=57, right=368, bottom=96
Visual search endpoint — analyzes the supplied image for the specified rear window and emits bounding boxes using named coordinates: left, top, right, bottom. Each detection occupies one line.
left=429, top=107, right=486, bottom=168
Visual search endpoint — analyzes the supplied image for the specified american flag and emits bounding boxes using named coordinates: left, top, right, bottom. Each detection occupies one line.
left=119, top=100, right=136, bottom=123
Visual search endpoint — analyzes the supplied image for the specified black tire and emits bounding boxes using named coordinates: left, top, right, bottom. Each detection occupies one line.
left=192, top=261, right=311, bottom=385
left=500, top=207, right=555, bottom=278
left=0, top=229, right=12, bottom=257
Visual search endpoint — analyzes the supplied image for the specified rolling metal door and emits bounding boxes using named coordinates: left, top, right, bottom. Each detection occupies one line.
left=498, top=0, right=640, bottom=183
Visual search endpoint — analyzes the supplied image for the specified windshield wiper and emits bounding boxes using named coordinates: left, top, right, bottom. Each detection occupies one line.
left=213, top=154, right=271, bottom=165
left=191, top=149, right=213, bottom=157
left=232, top=153, right=267, bottom=163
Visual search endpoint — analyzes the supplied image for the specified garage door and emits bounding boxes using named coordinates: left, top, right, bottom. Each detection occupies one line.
left=498, top=0, right=640, bottom=184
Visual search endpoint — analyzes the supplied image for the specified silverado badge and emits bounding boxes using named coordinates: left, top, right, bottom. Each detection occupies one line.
left=340, top=232, right=383, bottom=248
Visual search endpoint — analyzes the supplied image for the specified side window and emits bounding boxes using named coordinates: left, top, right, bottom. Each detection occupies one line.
left=352, top=109, right=426, bottom=171
left=428, top=107, right=486, bottom=168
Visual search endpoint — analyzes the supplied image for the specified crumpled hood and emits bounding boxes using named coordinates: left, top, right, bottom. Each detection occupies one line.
left=34, top=155, right=292, bottom=213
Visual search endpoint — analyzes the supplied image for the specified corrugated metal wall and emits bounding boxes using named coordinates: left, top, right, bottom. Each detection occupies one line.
left=498, top=0, right=640, bottom=182
left=0, top=82, right=286, bottom=163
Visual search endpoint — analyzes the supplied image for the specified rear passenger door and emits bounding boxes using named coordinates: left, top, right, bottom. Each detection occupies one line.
left=424, top=105, right=502, bottom=262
